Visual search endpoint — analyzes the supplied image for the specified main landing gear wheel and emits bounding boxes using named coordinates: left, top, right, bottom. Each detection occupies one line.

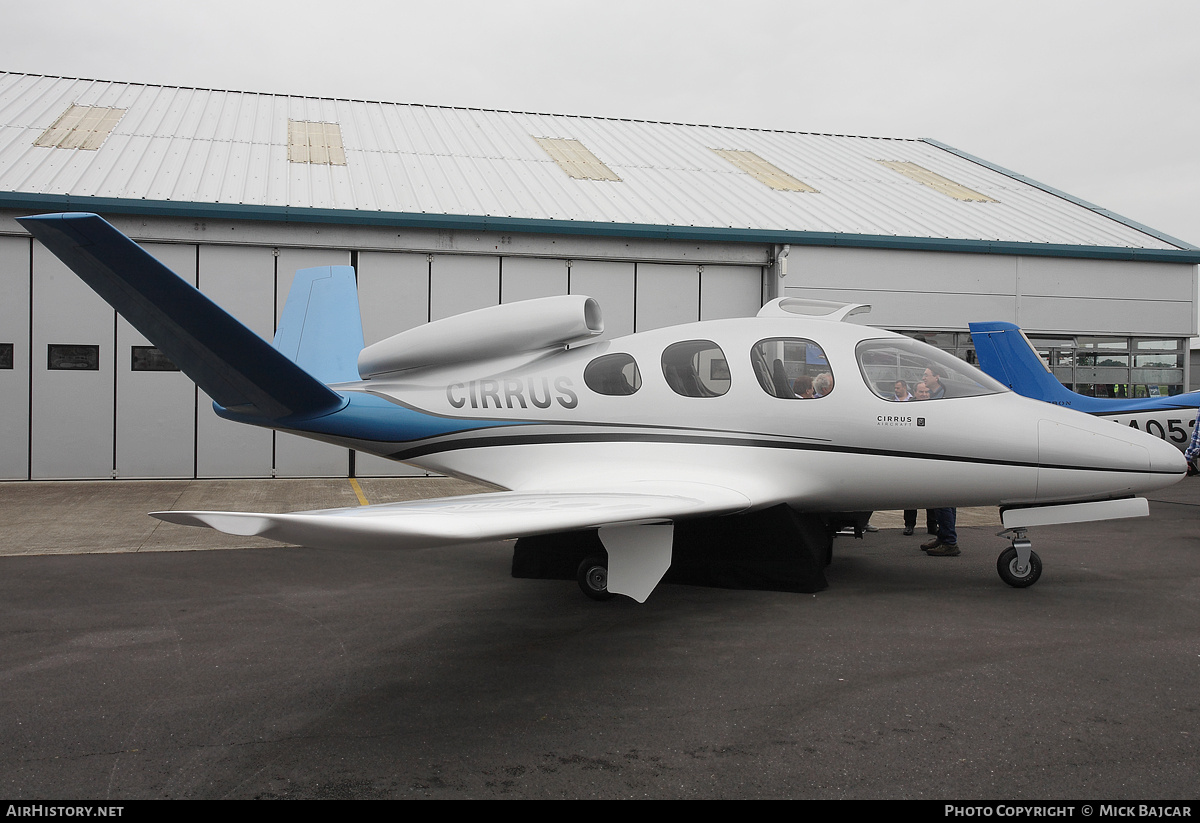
left=997, top=545, right=1042, bottom=588
left=577, top=555, right=614, bottom=601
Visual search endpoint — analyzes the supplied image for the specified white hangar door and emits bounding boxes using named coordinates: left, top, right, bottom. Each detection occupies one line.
left=0, top=236, right=30, bottom=479
left=114, top=243, right=197, bottom=478
left=356, top=251, right=500, bottom=477
left=569, top=260, right=635, bottom=339
left=274, top=248, right=352, bottom=478
left=195, top=244, right=275, bottom=478
left=356, top=250, right=431, bottom=477
left=634, top=263, right=762, bottom=331
left=30, top=241, right=115, bottom=479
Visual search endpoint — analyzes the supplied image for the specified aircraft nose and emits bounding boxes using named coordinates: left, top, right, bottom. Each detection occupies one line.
left=1036, top=416, right=1185, bottom=502
left=1146, top=428, right=1189, bottom=475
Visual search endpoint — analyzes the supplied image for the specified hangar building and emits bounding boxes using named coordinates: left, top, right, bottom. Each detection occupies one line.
left=1, top=71, right=1198, bottom=480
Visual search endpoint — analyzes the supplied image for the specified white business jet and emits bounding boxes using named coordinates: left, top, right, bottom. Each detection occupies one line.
left=19, top=214, right=1186, bottom=600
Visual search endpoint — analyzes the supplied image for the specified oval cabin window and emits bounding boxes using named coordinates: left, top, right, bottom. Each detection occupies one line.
left=584, top=353, right=642, bottom=396
left=661, top=340, right=730, bottom=397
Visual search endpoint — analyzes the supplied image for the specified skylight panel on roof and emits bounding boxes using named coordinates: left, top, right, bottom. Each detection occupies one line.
left=876, top=160, right=997, bottom=202
left=288, top=120, right=347, bottom=165
left=34, top=104, right=126, bottom=150
left=533, top=137, right=621, bottom=182
left=711, top=149, right=818, bottom=193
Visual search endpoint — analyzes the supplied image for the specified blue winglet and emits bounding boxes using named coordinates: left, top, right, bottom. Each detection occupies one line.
left=19, top=213, right=346, bottom=421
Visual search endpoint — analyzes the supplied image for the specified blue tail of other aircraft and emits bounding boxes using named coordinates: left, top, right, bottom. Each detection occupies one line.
left=968, top=321, right=1080, bottom=404
left=969, top=320, right=1200, bottom=414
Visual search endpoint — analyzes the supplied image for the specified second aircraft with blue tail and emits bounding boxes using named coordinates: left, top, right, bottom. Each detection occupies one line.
left=969, top=321, right=1200, bottom=453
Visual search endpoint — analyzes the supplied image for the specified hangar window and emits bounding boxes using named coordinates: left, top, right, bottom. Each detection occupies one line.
left=288, top=120, right=347, bottom=165
left=875, top=160, right=997, bottom=203
left=0, top=343, right=12, bottom=369
left=751, top=338, right=832, bottom=398
left=585, top=353, right=641, bottom=396
left=711, top=149, right=818, bottom=193
left=533, top=137, right=621, bottom=182
left=131, top=346, right=180, bottom=372
left=857, top=338, right=1006, bottom=400
left=34, top=104, right=126, bottom=151
left=662, top=340, right=729, bottom=398
left=47, top=344, right=100, bottom=371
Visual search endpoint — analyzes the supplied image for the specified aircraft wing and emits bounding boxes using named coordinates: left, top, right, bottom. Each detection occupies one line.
left=153, top=482, right=751, bottom=601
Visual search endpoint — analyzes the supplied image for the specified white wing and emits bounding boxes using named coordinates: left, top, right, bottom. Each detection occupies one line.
left=152, top=481, right=751, bottom=602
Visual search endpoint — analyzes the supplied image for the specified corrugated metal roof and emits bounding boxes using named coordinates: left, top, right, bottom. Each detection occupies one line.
left=0, top=71, right=1193, bottom=255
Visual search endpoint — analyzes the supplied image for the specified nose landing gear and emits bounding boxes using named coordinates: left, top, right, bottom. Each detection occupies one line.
left=995, top=529, right=1042, bottom=588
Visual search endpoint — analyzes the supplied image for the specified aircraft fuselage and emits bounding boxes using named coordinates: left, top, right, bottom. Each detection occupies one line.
left=331, top=316, right=1183, bottom=514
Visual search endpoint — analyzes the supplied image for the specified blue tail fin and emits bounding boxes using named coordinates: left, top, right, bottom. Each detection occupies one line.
left=19, top=213, right=346, bottom=421
left=273, top=266, right=364, bottom=384
left=969, top=321, right=1080, bottom=404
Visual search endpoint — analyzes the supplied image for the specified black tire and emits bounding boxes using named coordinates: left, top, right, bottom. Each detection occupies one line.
left=997, top=546, right=1042, bottom=588
left=577, top=555, right=614, bottom=601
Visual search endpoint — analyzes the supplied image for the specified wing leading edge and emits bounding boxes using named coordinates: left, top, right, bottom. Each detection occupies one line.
left=153, top=482, right=752, bottom=602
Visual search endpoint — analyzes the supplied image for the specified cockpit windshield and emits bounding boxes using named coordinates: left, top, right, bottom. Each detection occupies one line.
left=856, top=338, right=1008, bottom=401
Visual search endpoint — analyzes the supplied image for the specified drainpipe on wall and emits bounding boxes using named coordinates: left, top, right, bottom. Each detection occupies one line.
left=764, top=244, right=789, bottom=303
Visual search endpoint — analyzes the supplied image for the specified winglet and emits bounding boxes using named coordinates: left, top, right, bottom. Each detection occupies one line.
left=19, top=213, right=346, bottom=421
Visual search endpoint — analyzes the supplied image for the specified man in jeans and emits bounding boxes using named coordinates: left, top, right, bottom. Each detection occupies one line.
left=922, top=508, right=959, bottom=556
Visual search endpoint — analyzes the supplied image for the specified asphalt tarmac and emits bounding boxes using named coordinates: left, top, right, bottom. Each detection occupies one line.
left=1, top=478, right=1197, bottom=799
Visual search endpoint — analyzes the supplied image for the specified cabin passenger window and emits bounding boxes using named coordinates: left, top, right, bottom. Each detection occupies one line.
left=661, top=340, right=729, bottom=397
left=584, top=353, right=642, bottom=396
left=856, top=338, right=1007, bottom=400
left=751, top=338, right=833, bottom=399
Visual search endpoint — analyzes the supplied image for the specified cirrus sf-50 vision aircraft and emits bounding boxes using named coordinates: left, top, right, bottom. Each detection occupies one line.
left=19, top=214, right=1186, bottom=601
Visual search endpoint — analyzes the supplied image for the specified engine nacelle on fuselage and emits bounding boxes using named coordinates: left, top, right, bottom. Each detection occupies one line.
left=358, top=294, right=603, bottom=379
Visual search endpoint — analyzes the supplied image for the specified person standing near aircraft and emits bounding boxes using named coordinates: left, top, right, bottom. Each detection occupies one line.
left=923, top=510, right=959, bottom=555
left=896, top=380, right=919, bottom=534
left=913, top=380, right=955, bottom=549
left=1185, top=421, right=1200, bottom=474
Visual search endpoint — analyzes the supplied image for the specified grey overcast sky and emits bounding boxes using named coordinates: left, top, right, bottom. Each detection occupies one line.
left=5, top=0, right=1198, bottom=246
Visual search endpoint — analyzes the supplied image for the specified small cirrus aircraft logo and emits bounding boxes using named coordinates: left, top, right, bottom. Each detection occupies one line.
left=876, top=415, right=926, bottom=428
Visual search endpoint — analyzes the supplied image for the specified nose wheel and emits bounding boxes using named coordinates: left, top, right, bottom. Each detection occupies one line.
left=995, top=530, right=1042, bottom=588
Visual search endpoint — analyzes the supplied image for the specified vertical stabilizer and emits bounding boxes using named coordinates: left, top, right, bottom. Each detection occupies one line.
left=274, top=266, right=364, bottom=384
left=968, top=321, right=1079, bottom=404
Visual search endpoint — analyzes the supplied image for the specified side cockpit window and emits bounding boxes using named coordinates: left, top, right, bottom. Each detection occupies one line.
left=856, top=338, right=1007, bottom=401
left=662, top=340, right=729, bottom=397
left=751, top=338, right=833, bottom=399
left=584, top=353, right=642, bottom=396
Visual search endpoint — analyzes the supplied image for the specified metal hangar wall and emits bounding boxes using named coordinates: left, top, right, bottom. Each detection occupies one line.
left=0, top=214, right=766, bottom=480
left=1, top=71, right=1198, bottom=480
